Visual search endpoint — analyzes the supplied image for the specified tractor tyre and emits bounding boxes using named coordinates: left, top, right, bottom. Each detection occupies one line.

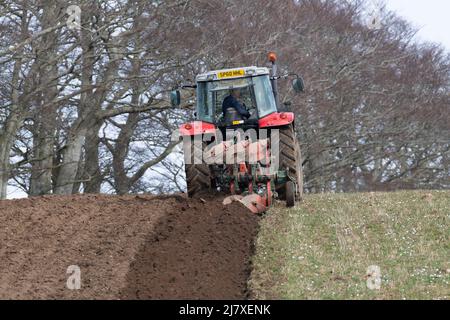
left=184, top=138, right=211, bottom=198
left=278, top=124, right=304, bottom=201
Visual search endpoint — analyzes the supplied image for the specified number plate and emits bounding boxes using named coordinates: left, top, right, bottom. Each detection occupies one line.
left=217, top=69, right=245, bottom=79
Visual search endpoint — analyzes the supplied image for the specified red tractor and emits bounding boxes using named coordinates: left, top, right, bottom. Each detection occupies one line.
left=171, top=53, right=304, bottom=213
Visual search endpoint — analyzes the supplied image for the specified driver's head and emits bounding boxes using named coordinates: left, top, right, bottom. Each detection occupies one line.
left=231, top=88, right=241, bottom=99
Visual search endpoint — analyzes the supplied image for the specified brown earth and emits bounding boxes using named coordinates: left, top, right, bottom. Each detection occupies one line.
left=0, top=194, right=259, bottom=299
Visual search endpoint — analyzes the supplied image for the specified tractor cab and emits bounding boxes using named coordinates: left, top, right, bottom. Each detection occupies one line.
left=171, top=53, right=305, bottom=135
left=194, top=67, right=277, bottom=128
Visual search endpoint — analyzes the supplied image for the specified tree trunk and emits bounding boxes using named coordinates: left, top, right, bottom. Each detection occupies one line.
left=0, top=15, right=28, bottom=199
left=83, top=124, right=103, bottom=193
left=112, top=113, right=139, bottom=195
left=28, top=2, right=61, bottom=196
left=0, top=112, right=23, bottom=199
left=29, top=82, right=58, bottom=196
left=54, top=131, right=86, bottom=195
left=0, top=138, right=11, bottom=199
left=29, top=123, right=55, bottom=196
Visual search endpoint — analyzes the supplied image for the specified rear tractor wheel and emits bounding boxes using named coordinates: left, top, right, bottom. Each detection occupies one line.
left=278, top=124, right=304, bottom=203
left=184, top=138, right=212, bottom=197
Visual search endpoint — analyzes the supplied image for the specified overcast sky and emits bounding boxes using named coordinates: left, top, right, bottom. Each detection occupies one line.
left=385, top=0, right=450, bottom=50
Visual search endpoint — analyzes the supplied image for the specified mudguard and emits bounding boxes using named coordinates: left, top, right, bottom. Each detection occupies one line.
left=179, top=121, right=217, bottom=136
left=258, top=112, right=294, bottom=128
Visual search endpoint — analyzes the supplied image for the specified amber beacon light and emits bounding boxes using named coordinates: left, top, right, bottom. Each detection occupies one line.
left=268, top=52, right=277, bottom=63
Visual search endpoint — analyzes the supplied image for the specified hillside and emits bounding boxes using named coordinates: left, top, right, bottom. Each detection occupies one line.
left=0, top=194, right=258, bottom=299
left=250, top=191, right=449, bottom=300
left=0, top=191, right=447, bottom=300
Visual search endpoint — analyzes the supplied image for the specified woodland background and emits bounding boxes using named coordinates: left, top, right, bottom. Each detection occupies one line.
left=0, top=0, right=449, bottom=199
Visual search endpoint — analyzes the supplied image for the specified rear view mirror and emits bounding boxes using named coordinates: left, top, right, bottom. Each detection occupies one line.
left=292, top=77, right=305, bottom=93
left=170, top=90, right=181, bottom=107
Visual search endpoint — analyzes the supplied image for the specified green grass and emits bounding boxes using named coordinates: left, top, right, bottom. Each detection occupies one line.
left=249, top=191, right=450, bottom=300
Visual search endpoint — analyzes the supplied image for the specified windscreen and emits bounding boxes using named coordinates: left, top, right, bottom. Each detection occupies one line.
left=196, top=75, right=277, bottom=123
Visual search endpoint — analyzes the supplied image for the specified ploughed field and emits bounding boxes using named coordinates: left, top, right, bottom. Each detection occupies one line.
left=0, top=194, right=259, bottom=299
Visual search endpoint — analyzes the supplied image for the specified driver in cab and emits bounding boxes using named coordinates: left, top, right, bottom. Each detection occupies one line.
left=222, top=89, right=250, bottom=122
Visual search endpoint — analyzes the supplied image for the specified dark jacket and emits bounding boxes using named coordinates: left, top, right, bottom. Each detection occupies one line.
left=222, top=95, right=250, bottom=119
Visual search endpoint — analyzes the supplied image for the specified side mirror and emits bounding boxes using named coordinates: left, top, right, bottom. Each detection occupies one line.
left=292, top=77, right=305, bottom=93
left=170, top=90, right=181, bottom=107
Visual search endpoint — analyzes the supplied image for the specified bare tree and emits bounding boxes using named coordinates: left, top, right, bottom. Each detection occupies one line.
left=1, top=0, right=449, bottom=199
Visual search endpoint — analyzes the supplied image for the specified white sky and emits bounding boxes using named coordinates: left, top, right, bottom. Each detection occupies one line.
left=385, top=0, right=450, bottom=50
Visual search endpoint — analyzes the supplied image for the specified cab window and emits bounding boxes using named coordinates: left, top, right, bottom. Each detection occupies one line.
left=253, top=75, right=277, bottom=117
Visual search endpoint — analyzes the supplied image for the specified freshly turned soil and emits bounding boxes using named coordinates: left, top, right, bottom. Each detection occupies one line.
left=0, top=194, right=259, bottom=299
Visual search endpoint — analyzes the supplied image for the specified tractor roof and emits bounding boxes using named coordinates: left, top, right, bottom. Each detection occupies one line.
left=196, top=66, right=270, bottom=82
